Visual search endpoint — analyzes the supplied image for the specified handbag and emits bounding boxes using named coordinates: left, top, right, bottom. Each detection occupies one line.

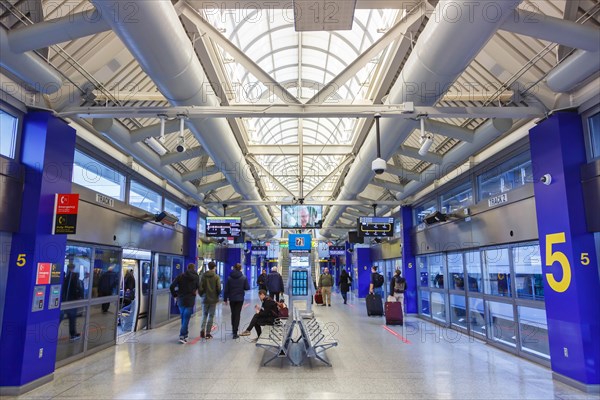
left=387, top=295, right=396, bottom=302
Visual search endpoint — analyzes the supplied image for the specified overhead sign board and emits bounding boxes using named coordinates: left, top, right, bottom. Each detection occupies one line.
left=357, top=217, right=394, bottom=237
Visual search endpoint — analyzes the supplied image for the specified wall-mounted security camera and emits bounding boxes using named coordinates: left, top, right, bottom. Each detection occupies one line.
left=540, top=174, right=552, bottom=185
left=372, top=158, right=386, bottom=175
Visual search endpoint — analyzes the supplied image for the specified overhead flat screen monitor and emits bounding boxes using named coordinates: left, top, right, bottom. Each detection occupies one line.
left=329, top=245, right=346, bottom=256
left=281, top=205, right=323, bottom=229
left=358, top=217, right=394, bottom=237
left=348, top=230, right=364, bottom=244
left=289, top=233, right=312, bottom=252
left=206, top=216, right=242, bottom=237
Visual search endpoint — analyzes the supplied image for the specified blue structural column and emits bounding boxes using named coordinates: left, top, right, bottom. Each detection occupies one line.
left=355, top=247, right=371, bottom=298
left=224, top=247, right=242, bottom=288
left=244, top=241, right=252, bottom=286
left=529, top=112, right=600, bottom=387
left=184, top=206, right=199, bottom=268
left=0, top=111, right=76, bottom=391
left=401, top=206, right=417, bottom=314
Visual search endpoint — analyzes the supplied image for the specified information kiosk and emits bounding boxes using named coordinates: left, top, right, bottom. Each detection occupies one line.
left=287, top=234, right=314, bottom=318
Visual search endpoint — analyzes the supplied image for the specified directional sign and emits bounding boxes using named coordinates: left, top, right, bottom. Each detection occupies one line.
left=357, top=217, right=394, bottom=237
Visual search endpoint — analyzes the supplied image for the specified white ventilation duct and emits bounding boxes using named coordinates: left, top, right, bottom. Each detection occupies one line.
left=0, top=26, right=62, bottom=94
left=321, top=0, right=521, bottom=236
left=546, top=50, right=600, bottom=93
left=90, top=0, right=275, bottom=235
left=8, top=11, right=110, bottom=53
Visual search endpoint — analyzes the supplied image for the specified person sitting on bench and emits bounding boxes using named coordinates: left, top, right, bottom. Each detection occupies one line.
left=239, top=290, right=278, bottom=341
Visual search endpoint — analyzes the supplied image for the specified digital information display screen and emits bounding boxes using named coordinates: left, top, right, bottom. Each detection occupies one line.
left=206, top=217, right=242, bottom=237
left=328, top=245, right=346, bottom=256
left=281, top=205, right=323, bottom=229
left=252, top=245, right=268, bottom=256
left=291, top=270, right=308, bottom=296
left=289, top=233, right=312, bottom=251
left=358, top=217, right=394, bottom=237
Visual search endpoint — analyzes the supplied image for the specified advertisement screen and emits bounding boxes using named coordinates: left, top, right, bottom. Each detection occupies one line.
left=281, top=205, right=323, bottom=229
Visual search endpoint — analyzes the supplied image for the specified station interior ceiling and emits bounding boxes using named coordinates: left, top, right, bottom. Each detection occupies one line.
left=1, top=0, right=599, bottom=240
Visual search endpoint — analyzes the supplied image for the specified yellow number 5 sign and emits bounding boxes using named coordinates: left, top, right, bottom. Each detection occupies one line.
left=545, top=233, right=571, bottom=293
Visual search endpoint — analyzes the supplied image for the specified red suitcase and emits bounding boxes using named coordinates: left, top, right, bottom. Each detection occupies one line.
left=314, top=290, right=323, bottom=305
left=385, top=301, right=403, bottom=325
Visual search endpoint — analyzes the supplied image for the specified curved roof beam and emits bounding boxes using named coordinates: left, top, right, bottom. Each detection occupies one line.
left=321, top=0, right=522, bottom=236
left=307, top=4, right=426, bottom=105
left=178, top=2, right=300, bottom=105
left=91, top=0, right=275, bottom=235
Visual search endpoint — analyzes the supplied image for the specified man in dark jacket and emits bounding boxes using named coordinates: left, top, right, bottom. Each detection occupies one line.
left=199, top=261, right=221, bottom=339
left=224, top=263, right=250, bottom=339
left=239, top=290, right=278, bottom=340
left=257, top=269, right=267, bottom=291
left=170, top=263, right=200, bottom=344
left=266, top=267, right=284, bottom=302
left=339, top=269, right=352, bottom=304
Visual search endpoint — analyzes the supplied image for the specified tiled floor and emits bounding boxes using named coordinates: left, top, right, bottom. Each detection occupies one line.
left=8, top=292, right=599, bottom=400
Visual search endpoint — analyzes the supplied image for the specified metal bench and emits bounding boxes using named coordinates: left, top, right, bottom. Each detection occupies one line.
left=297, top=316, right=338, bottom=367
left=255, top=317, right=297, bottom=366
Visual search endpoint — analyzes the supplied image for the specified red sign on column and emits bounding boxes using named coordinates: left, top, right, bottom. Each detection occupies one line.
left=36, top=262, right=52, bottom=285
left=52, top=193, right=79, bottom=234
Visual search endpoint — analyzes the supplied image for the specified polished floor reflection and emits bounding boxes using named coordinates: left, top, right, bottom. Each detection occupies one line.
left=8, top=292, right=598, bottom=400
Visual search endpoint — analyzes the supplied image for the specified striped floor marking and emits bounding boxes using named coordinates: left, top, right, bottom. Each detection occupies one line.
left=382, top=325, right=411, bottom=344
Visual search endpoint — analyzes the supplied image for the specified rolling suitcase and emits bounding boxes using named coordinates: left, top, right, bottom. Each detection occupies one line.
left=314, top=290, right=323, bottom=305
left=385, top=301, right=403, bottom=325
left=366, top=293, right=383, bottom=316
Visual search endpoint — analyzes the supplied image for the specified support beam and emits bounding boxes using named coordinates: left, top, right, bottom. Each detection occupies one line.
left=397, top=145, right=443, bottom=164
left=384, top=164, right=421, bottom=181
left=130, top=119, right=180, bottom=142
left=176, top=1, right=300, bottom=105
left=372, top=178, right=404, bottom=192
left=307, top=3, right=426, bottom=105
left=197, top=178, right=229, bottom=193
left=418, top=119, right=475, bottom=143
left=182, top=167, right=221, bottom=182
left=305, top=155, right=354, bottom=199
left=59, top=105, right=545, bottom=119
left=247, top=144, right=353, bottom=156
left=160, top=146, right=207, bottom=166
left=247, top=155, right=296, bottom=199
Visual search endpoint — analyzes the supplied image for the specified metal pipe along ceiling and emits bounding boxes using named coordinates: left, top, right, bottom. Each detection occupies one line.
left=321, top=0, right=522, bottom=236
left=90, top=0, right=274, bottom=234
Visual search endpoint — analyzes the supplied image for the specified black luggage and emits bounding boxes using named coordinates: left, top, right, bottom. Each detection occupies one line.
left=366, top=293, right=383, bottom=316
left=385, top=301, right=403, bottom=325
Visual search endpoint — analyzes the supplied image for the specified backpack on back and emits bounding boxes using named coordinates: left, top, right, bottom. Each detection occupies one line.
left=394, top=277, right=406, bottom=293
left=374, top=273, right=384, bottom=288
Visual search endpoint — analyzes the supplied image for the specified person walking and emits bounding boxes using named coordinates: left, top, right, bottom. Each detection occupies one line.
left=223, top=263, right=250, bottom=339
left=266, top=266, right=284, bottom=302
left=369, top=265, right=385, bottom=298
left=199, top=261, right=221, bottom=339
left=169, top=263, right=200, bottom=344
left=390, top=269, right=407, bottom=306
left=239, top=290, right=278, bottom=341
left=339, top=269, right=353, bottom=304
left=257, top=269, right=267, bottom=291
left=318, top=267, right=334, bottom=307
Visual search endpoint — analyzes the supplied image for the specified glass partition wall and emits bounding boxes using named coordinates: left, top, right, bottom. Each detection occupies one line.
left=57, top=244, right=122, bottom=366
left=416, top=242, right=549, bottom=363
